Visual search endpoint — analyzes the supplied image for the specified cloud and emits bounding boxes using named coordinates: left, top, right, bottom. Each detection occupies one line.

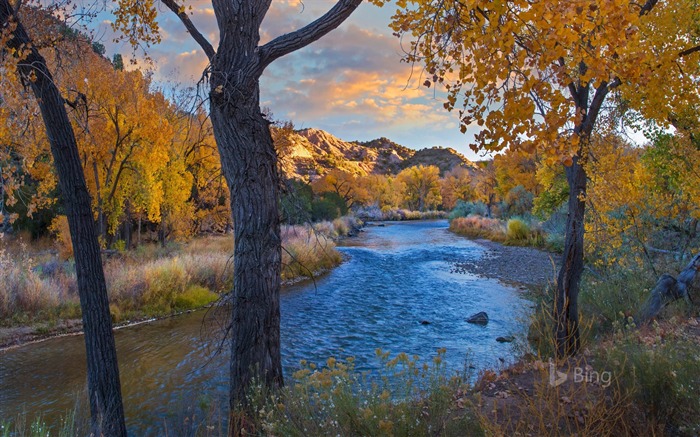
left=95, top=0, right=483, bottom=157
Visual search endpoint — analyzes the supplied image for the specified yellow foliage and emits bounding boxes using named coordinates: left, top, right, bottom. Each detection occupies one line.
left=396, top=165, right=442, bottom=211
left=48, top=215, right=73, bottom=260
left=391, top=0, right=700, bottom=160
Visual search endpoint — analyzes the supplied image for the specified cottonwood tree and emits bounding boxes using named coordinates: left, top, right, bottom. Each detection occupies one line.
left=0, top=5, right=126, bottom=435
left=390, top=0, right=700, bottom=356
left=114, top=0, right=363, bottom=407
left=397, top=164, right=442, bottom=211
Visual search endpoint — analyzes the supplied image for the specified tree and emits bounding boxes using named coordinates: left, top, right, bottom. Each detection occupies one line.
left=397, top=165, right=442, bottom=211
left=390, top=0, right=700, bottom=357
left=440, top=166, right=473, bottom=210
left=473, top=161, right=498, bottom=218
left=114, top=0, right=364, bottom=408
left=311, top=169, right=361, bottom=210
left=0, top=6, right=126, bottom=435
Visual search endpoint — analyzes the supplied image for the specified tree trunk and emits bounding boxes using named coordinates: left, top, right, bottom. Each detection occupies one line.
left=554, top=154, right=586, bottom=358
left=0, top=6, right=126, bottom=435
left=138, top=214, right=142, bottom=247
left=210, top=82, right=283, bottom=409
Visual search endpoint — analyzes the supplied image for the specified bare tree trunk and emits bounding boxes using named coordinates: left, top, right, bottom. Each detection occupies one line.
left=210, top=83, right=283, bottom=408
left=0, top=5, right=126, bottom=435
left=138, top=214, right=142, bottom=247
left=554, top=154, right=586, bottom=358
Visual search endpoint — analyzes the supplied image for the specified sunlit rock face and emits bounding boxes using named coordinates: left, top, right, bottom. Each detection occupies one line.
left=280, top=127, right=477, bottom=181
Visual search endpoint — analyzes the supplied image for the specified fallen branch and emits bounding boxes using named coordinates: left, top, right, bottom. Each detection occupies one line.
left=638, top=252, right=699, bottom=323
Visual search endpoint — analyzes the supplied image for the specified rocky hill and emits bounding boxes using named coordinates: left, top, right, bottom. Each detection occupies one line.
left=280, top=128, right=476, bottom=181
left=400, top=147, right=479, bottom=175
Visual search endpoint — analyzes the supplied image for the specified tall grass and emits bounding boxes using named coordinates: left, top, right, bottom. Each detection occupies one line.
left=282, top=225, right=342, bottom=282
left=1, top=226, right=345, bottom=326
left=0, top=247, right=78, bottom=324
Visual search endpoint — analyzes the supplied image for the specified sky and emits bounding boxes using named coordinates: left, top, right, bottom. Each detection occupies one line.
left=91, top=0, right=488, bottom=160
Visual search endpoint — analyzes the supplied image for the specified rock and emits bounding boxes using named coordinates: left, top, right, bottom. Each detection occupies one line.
left=420, top=320, right=431, bottom=325
left=496, top=336, right=515, bottom=343
left=466, top=311, right=489, bottom=325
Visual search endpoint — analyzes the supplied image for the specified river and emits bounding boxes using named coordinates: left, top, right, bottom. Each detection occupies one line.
left=0, top=220, right=530, bottom=434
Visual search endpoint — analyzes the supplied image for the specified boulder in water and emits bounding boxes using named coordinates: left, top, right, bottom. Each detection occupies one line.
left=466, top=311, right=489, bottom=325
left=496, top=336, right=515, bottom=343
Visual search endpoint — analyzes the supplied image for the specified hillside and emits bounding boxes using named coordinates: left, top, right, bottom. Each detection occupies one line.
left=400, top=147, right=478, bottom=175
left=280, top=128, right=476, bottom=180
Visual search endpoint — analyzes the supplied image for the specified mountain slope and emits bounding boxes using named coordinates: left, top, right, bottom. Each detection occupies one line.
left=280, top=128, right=476, bottom=180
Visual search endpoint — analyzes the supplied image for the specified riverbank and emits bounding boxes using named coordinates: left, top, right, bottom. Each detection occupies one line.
left=454, top=238, right=560, bottom=288
left=0, top=217, right=361, bottom=350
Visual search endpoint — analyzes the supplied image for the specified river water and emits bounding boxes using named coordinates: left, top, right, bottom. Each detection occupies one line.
left=0, top=220, right=530, bottom=434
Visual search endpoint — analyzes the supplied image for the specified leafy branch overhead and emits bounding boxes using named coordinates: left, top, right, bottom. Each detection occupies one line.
left=388, top=0, right=700, bottom=163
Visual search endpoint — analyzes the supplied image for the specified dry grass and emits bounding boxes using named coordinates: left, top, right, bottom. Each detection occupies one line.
left=0, top=246, right=78, bottom=324
left=282, top=225, right=342, bottom=282
left=0, top=226, right=344, bottom=325
left=450, top=216, right=547, bottom=248
left=449, top=216, right=506, bottom=241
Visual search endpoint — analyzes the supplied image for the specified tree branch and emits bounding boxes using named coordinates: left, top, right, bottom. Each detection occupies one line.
left=581, top=79, right=613, bottom=137
left=679, top=44, right=700, bottom=58
left=638, top=0, right=659, bottom=16
left=160, top=0, right=216, bottom=61
left=257, top=0, right=362, bottom=70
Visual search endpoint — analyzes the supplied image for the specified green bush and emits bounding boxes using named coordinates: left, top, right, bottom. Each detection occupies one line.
left=579, top=270, right=653, bottom=336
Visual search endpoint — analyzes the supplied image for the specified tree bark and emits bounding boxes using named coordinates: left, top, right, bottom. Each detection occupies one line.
left=0, top=5, right=126, bottom=435
left=210, top=82, right=283, bottom=408
left=159, top=0, right=360, bottom=415
left=554, top=154, right=586, bottom=357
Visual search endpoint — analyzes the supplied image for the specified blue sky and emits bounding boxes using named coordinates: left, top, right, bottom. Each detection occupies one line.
left=93, top=0, right=488, bottom=160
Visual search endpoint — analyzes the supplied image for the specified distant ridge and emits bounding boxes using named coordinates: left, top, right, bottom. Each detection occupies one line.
left=279, top=127, right=477, bottom=181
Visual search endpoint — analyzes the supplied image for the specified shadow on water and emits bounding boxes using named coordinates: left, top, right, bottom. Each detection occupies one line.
left=0, top=220, right=531, bottom=434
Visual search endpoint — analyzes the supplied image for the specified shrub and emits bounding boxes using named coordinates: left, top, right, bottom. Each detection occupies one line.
left=579, top=270, right=654, bottom=337
left=310, top=221, right=336, bottom=239
left=599, top=331, right=700, bottom=434
left=173, top=285, right=219, bottom=311
left=506, top=218, right=530, bottom=241
left=449, top=200, right=488, bottom=220
left=0, top=248, right=75, bottom=322
left=242, top=350, right=482, bottom=436
left=449, top=216, right=506, bottom=241
left=141, top=258, right=190, bottom=313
